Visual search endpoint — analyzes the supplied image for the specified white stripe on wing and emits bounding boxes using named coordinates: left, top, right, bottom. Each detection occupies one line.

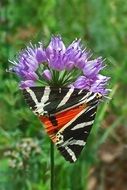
left=57, top=88, right=74, bottom=108
left=71, top=120, right=94, bottom=130
left=65, top=146, right=77, bottom=162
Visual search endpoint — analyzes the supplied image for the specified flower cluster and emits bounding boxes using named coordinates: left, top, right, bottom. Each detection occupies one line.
left=4, top=138, right=42, bottom=170
left=9, top=36, right=110, bottom=95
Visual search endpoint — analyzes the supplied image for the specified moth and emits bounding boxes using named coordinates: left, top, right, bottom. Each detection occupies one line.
left=22, top=87, right=102, bottom=163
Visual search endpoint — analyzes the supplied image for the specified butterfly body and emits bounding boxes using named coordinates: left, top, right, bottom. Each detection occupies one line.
left=23, top=87, right=102, bottom=162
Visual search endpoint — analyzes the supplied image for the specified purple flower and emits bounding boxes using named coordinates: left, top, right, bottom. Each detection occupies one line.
left=9, top=43, right=46, bottom=77
left=36, top=45, right=46, bottom=63
left=73, top=74, right=110, bottom=95
left=9, top=43, right=47, bottom=88
left=19, top=80, right=35, bottom=89
left=83, top=57, right=104, bottom=78
left=90, top=74, right=110, bottom=95
left=45, top=37, right=89, bottom=71
left=42, top=69, right=52, bottom=80
left=45, top=36, right=66, bottom=70
left=22, top=71, right=38, bottom=81
left=65, top=39, right=89, bottom=69
left=9, top=35, right=110, bottom=95
left=46, top=36, right=66, bottom=56
left=73, top=76, right=92, bottom=90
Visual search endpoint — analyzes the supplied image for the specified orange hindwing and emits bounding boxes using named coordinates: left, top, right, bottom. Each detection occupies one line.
left=39, top=105, right=86, bottom=143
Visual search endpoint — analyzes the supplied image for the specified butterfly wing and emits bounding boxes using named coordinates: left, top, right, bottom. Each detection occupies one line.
left=22, top=86, right=101, bottom=162
left=39, top=104, right=86, bottom=143
left=22, top=87, right=94, bottom=116
left=55, top=103, right=98, bottom=162
left=39, top=102, right=98, bottom=163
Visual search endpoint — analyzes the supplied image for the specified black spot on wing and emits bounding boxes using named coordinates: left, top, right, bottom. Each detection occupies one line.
left=49, top=115, right=58, bottom=126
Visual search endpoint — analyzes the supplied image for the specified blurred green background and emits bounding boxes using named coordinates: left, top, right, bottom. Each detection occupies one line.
left=0, top=0, right=127, bottom=190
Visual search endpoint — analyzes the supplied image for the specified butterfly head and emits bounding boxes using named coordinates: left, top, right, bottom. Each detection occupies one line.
left=86, top=91, right=102, bottom=106
left=95, top=92, right=102, bottom=99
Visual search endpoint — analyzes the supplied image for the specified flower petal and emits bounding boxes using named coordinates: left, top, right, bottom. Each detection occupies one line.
left=46, top=36, right=66, bottom=57
left=73, top=76, right=92, bottom=90
left=19, top=80, right=35, bottom=89
left=42, top=69, right=52, bottom=80
left=36, top=48, right=46, bottom=63
left=83, top=57, right=104, bottom=78
left=90, top=74, right=110, bottom=95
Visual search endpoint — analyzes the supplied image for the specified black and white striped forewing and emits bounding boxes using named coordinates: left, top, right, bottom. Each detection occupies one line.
left=22, top=87, right=95, bottom=116
left=22, top=86, right=102, bottom=162
left=56, top=103, right=98, bottom=163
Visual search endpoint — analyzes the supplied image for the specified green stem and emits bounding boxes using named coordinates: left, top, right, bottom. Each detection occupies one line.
left=50, top=140, right=54, bottom=190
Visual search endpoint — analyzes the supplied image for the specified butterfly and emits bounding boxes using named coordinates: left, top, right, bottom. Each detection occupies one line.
left=22, top=86, right=102, bottom=163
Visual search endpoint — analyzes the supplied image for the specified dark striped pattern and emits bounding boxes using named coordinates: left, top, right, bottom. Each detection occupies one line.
left=23, top=87, right=96, bottom=115
left=22, top=87, right=102, bottom=162
left=57, top=104, right=98, bottom=162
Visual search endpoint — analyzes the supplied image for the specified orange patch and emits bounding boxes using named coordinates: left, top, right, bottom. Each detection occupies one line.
left=39, top=104, right=87, bottom=143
